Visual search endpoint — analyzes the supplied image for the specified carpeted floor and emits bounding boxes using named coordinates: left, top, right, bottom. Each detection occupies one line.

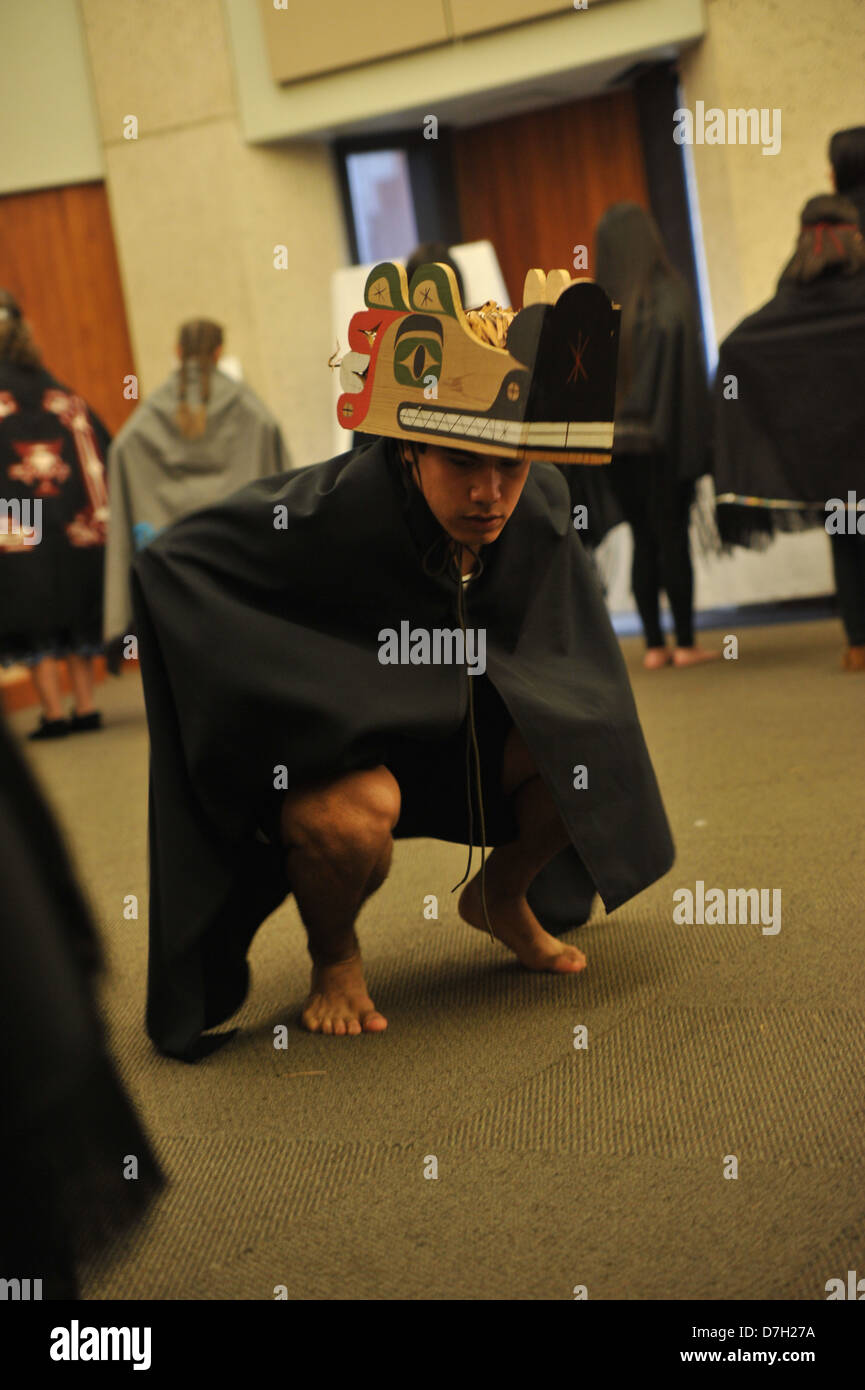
left=9, top=617, right=865, bottom=1301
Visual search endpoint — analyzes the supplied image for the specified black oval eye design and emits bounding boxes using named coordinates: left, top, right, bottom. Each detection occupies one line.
left=413, top=345, right=425, bottom=379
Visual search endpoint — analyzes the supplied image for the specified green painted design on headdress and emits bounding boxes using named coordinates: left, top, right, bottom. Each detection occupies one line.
left=393, top=334, right=443, bottom=387
left=364, top=263, right=410, bottom=312
left=408, top=264, right=460, bottom=317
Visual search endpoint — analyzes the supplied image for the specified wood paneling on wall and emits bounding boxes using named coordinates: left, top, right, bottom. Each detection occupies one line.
left=0, top=181, right=136, bottom=437
left=452, top=88, right=649, bottom=306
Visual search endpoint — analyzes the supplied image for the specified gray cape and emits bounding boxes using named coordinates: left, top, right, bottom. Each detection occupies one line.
left=104, top=367, right=288, bottom=640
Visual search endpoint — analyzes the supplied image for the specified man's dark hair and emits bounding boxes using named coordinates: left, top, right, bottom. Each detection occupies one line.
left=829, top=127, right=865, bottom=195
left=404, top=242, right=466, bottom=307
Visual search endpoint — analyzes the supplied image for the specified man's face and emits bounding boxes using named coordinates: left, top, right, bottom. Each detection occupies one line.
left=405, top=442, right=531, bottom=548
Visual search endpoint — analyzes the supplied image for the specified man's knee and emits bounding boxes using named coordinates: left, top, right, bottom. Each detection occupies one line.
left=280, top=765, right=400, bottom=859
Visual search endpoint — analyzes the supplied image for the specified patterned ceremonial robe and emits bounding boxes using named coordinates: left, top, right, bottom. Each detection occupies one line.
left=0, top=363, right=109, bottom=662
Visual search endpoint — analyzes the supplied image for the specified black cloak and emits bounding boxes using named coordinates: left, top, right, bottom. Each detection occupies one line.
left=0, top=363, right=109, bottom=663
left=0, top=712, right=163, bottom=1295
left=713, top=270, right=865, bottom=545
left=564, top=275, right=712, bottom=548
left=614, top=275, right=712, bottom=484
left=132, top=438, right=675, bottom=1061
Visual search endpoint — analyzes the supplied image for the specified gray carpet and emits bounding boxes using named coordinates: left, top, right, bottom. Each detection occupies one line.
left=10, top=617, right=865, bottom=1300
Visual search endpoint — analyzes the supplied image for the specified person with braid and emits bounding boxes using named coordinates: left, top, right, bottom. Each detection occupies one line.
left=103, top=319, right=289, bottom=645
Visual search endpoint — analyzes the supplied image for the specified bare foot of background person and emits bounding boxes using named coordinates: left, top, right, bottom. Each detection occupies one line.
left=673, top=646, right=722, bottom=667
left=643, top=646, right=671, bottom=670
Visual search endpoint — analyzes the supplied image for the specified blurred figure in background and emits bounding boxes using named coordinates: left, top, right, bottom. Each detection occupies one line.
left=0, top=708, right=163, bottom=1297
left=104, top=319, right=289, bottom=645
left=594, top=203, right=717, bottom=669
left=830, top=126, right=865, bottom=229
left=714, top=195, right=865, bottom=670
left=0, top=290, right=109, bottom=739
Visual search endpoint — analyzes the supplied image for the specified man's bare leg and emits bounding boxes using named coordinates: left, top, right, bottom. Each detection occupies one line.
left=280, top=765, right=400, bottom=1035
left=458, top=728, right=586, bottom=973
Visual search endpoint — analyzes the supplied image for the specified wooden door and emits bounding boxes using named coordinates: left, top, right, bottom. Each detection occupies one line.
left=0, top=181, right=136, bottom=438
left=452, top=88, right=649, bottom=306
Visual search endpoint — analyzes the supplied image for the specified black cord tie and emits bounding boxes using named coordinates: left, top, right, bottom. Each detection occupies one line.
left=447, top=542, right=495, bottom=941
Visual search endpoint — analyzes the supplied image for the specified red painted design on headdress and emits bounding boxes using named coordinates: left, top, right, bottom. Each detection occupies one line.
left=567, top=331, right=590, bottom=385
left=337, top=307, right=403, bottom=428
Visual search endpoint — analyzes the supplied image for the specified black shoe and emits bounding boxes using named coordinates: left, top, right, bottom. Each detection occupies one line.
left=28, top=716, right=71, bottom=741
left=68, top=710, right=103, bottom=733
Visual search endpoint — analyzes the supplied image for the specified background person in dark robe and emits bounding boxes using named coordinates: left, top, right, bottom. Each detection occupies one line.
left=104, top=318, right=289, bottom=645
left=830, top=126, right=865, bottom=230
left=132, top=428, right=675, bottom=1061
left=713, top=195, right=865, bottom=671
left=584, top=203, right=718, bottom=669
left=0, top=291, right=110, bottom=739
left=0, top=710, right=163, bottom=1298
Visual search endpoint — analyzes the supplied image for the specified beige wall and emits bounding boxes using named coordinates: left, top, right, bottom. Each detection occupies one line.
left=0, top=0, right=103, bottom=196
left=78, top=0, right=348, bottom=467
left=673, top=0, right=865, bottom=606
left=680, top=0, right=865, bottom=341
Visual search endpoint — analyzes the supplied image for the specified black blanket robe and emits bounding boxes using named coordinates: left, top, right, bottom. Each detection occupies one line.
left=713, top=270, right=865, bottom=545
left=0, top=713, right=163, bottom=1292
left=132, top=438, right=674, bottom=1060
left=564, top=276, right=712, bottom=549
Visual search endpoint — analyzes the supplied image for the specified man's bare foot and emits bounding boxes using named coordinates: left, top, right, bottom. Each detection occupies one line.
left=458, top=872, right=586, bottom=974
left=301, top=954, right=387, bottom=1036
left=643, top=646, right=671, bottom=670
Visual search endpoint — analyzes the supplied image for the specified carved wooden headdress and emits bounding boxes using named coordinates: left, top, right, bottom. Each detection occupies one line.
left=337, top=261, right=620, bottom=464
